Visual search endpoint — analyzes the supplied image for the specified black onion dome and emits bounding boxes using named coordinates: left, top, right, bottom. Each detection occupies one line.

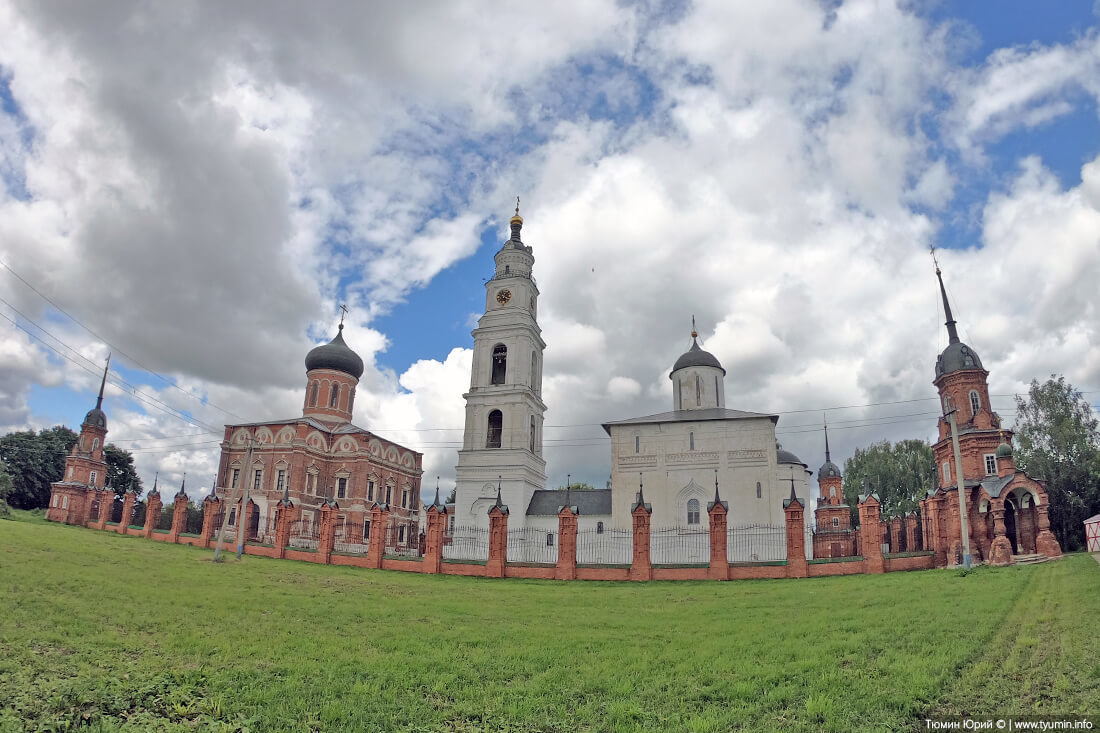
left=935, top=341, right=984, bottom=378
left=671, top=338, right=726, bottom=375
left=777, top=448, right=805, bottom=466
left=305, top=325, right=364, bottom=379
left=83, top=408, right=107, bottom=429
left=818, top=460, right=841, bottom=479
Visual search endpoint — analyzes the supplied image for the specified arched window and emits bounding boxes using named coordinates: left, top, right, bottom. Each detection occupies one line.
left=696, top=375, right=702, bottom=406
left=715, top=376, right=720, bottom=406
left=756, top=481, right=762, bottom=498
left=487, top=410, right=503, bottom=448
left=531, top=351, right=539, bottom=393
left=689, top=432, right=695, bottom=451
left=529, top=415, right=536, bottom=453
left=348, top=387, right=355, bottom=414
left=491, top=344, right=507, bottom=385
left=687, top=498, right=700, bottom=525
left=832, top=517, right=839, bottom=528
left=943, top=395, right=951, bottom=413
left=942, top=461, right=951, bottom=483
left=597, top=521, right=604, bottom=534
left=92, top=438, right=99, bottom=451
left=969, top=390, right=980, bottom=416
left=329, top=383, right=339, bottom=408
left=309, top=381, right=319, bottom=407
left=635, top=435, right=640, bottom=454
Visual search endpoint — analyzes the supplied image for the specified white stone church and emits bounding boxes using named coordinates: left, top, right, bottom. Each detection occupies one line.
left=452, top=206, right=812, bottom=545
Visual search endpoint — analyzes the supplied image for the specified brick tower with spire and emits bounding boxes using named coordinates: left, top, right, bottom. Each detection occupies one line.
left=47, top=356, right=112, bottom=525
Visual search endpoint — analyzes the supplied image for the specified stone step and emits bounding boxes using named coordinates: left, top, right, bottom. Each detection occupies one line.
left=1013, top=553, right=1049, bottom=564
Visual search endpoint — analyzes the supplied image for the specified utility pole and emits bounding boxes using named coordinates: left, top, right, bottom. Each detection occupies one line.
left=945, top=409, right=971, bottom=569
left=213, top=432, right=254, bottom=562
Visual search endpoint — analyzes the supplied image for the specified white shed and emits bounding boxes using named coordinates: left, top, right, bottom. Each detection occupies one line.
left=1085, top=514, right=1100, bottom=552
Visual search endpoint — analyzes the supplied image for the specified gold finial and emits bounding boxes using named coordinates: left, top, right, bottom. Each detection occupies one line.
left=510, top=196, right=523, bottom=224
left=691, top=314, right=698, bottom=340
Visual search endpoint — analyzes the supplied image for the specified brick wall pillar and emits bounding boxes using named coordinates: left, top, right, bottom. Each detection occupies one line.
left=239, top=500, right=256, bottom=545
left=988, top=498, right=1014, bottom=566
left=318, top=503, right=337, bottom=564
left=486, top=505, right=509, bottom=578
left=1018, top=507, right=1036, bottom=554
left=118, top=491, right=135, bottom=534
left=423, top=507, right=445, bottom=574
left=555, top=506, right=578, bottom=580
left=170, top=493, right=188, bottom=543
left=858, top=495, right=884, bottom=574
left=1034, top=503, right=1062, bottom=558
left=201, top=496, right=221, bottom=547
left=905, top=513, right=918, bottom=552
left=366, top=504, right=388, bottom=569
left=784, top=498, right=808, bottom=578
left=143, top=493, right=162, bottom=538
left=77, top=488, right=95, bottom=526
left=629, top=496, right=652, bottom=581
left=273, top=499, right=296, bottom=559
left=707, top=499, right=729, bottom=580
left=926, top=497, right=946, bottom=567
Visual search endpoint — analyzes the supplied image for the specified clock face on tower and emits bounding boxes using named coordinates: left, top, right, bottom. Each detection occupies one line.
left=496, top=289, right=512, bottom=305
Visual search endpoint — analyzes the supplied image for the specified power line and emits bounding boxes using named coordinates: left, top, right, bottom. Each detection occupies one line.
left=0, top=257, right=246, bottom=422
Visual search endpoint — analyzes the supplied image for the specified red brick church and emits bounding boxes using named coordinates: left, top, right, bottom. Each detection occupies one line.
left=919, top=263, right=1061, bottom=566
left=209, top=322, right=424, bottom=552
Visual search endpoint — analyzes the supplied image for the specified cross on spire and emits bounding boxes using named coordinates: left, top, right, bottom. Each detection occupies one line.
left=930, top=247, right=960, bottom=344
left=823, top=413, right=831, bottom=463
left=95, top=353, right=111, bottom=410
left=338, top=303, right=349, bottom=328
left=515, top=196, right=520, bottom=216
left=691, top=315, right=698, bottom=340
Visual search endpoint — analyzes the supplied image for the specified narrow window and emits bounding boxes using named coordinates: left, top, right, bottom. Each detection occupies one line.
left=329, top=383, right=339, bottom=408
left=678, top=382, right=683, bottom=410
left=348, top=387, right=355, bottom=414
left=832, top=517, right=839, bottom=528
left=92, top=438, right=99, bottom=451
left=310, top=381, right=319, bottom=407
left=689, top=432, right=695, bottom=451
left=90, top=470, right=97, bottom=487
left=546, top=533, right=555, bottom=547
left=449, top=515, right=455, bottom=533
left=687, top=498, right=700, bottom=525
left=531, top=352, right=538, bottom=389
left=231, top=468, right=240, bottom=488
left=364, top=520, right=371, bottom=540
left=491, top=344, right=507, bottom=385
left=398, top=525, right=406, bottom=543
left=52, top=495, right=58, bottom=507
left=942, top=461, right=951, bottom=483
left=368, top=480, right=375, bottom=501
left=253, top=470, right=262, bottom=492
left=969, top=390, right=980, bottom=417
left=635, top=435, right=640, bottom=454
left=529, top=416, right=536, bottom=452
left=62, top=494, right=69, bottom=509
left=337, top=477, right=347, bottom=499
left=228, top=508, right=237, bottom=526
left=597, top=521, right=604, bottom=534
left=68, top=467, right=73, bottom=479
left=401, top=489, right=409, bottom=508
left=276, top=470, right=285, bottom=492
left=385, top=485, right=392, bottom=504
left=715, top=376, right=720, bottom=406
left=943, top=395, right=951, bottom=413
left=696, top=375, right=701, bottom=406
left=756, top=481, right=762, bottom=499
left=487, top=410, right=503, bottom=448
left=984, top=455, right=997, bottom=475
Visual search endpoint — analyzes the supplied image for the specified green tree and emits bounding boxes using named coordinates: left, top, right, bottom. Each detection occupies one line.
left=104, top=443, right=143, bottom=499
left=554, top=481, right=598, bottom=491
left=842, top=439, right=936, bottom=523
left=0, top=426, right=77, bottom=509
left=1013, top=376, right=1100, bottom=551
left=0, top=460, right=13, bottom=518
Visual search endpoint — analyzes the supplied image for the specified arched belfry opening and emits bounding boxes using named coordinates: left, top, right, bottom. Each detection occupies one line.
left=487, top=410, right=503, bottom=448
left=491, top=344, right=507, bottom=385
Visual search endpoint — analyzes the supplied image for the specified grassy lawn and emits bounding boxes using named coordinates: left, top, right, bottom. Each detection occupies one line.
left=2, top=513, right=1098, bottom=732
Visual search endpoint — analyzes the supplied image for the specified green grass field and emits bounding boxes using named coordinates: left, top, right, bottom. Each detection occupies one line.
left=2, top=512, right=1098, bottom=732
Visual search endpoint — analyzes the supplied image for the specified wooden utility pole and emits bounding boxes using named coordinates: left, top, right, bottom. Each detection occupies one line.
left=945, top=409, right=971, bottom=569
left=213, top=432, right=254, bottom=562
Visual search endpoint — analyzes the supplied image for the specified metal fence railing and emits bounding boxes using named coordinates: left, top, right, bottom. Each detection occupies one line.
left=650, top=526, right=710, bottom=565
left=385, top=521, right=421, bottom=558
left=334, top=521, right=370, bottom=554
left=287, top=518, right=319, bottom=550
left=185, top=507, right=204, bottom=535
left=727, top=524, right=786, bottom=562
left=811, top=529, right=858, bottom=559
left=506, top=527, right=558, bottom=564
left=576, top=528, right=633, bottom=565
left=443, top=526, right=489, bottom=562
left=110, top=499, right=124, bottom=524
left=156, top=508, right=174, bottom=531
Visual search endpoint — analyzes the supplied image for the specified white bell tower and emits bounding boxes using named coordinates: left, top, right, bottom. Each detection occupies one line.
left=454, top=200, right=547, bottom=528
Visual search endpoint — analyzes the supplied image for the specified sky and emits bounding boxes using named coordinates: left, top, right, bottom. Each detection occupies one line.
left=0, top=0, right=1098, bottom=506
